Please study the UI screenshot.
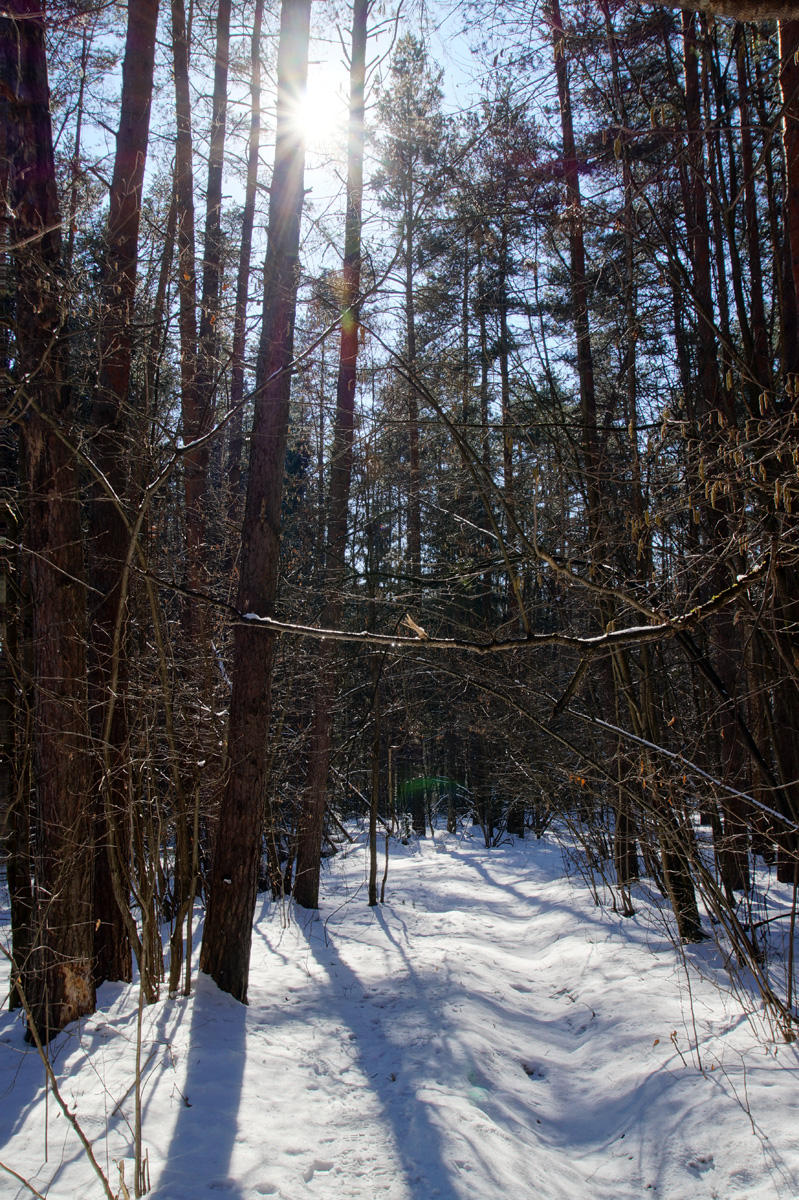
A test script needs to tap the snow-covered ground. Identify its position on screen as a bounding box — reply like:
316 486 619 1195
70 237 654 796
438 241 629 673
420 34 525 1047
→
2 829 799 1200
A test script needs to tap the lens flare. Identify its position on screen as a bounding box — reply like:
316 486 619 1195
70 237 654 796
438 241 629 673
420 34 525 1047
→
292 64 347 154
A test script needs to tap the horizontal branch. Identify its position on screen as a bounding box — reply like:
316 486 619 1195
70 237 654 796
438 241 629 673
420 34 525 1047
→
237 609 672 653
138 557 767 658
235 561 766 653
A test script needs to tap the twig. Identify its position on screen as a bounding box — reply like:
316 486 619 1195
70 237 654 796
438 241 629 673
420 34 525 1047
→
0 1161 48 1200
0 947 116 1200
326 805 357 844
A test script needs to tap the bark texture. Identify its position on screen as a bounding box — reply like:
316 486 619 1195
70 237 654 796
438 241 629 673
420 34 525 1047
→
548 0 601 544
200 0 311 1001
188 0 232 606
226 0 264 516
3 0 95 1035
658 1 799 18
293 0 368 910
89 0 160 987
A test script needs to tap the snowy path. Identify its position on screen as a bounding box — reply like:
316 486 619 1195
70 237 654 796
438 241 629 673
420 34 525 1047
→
2 831 799 1200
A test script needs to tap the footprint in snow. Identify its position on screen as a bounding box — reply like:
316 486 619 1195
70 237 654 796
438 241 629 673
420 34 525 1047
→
302 1159 335 1182
565 1011 596 1036
687 1154 714 1174
255 1185 280 1197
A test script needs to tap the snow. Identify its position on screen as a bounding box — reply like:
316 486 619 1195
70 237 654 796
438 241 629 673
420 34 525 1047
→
2 829 799 1200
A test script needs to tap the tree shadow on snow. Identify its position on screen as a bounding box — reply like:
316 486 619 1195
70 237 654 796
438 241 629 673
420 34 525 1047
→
153 972 247 1200
285 899 540 1200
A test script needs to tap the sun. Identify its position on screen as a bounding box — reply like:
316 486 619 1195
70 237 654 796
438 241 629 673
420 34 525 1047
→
293 62 348 155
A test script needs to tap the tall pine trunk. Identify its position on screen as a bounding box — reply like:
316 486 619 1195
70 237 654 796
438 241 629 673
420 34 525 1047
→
404 179 422 598
171 0 199 571
89 0 160 988
736 31 770 393
188 0 232 616
4 0 95 1036
294 0 369 910
781 19 799 342
226 0 264 521
200 0 311 1000
548 0 600 548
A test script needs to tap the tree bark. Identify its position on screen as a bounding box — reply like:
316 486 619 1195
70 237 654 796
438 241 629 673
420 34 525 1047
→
64 24 90 272
655 0 799 20
171 0 200 610
89 0 160 988
736 31 770 392
145 182 178 419
189 0 232 608
3 0 95 1036
683 12 751 893
781 21 799 364
226 0 264 522
404 175 422 597
499 214 514 519
0 496 34 1009
548 0 601 549
368 658 381 905
293 0 369 910
200 0 311 1000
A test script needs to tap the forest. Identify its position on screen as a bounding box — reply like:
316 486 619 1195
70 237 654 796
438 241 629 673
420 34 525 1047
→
3 0 799 1193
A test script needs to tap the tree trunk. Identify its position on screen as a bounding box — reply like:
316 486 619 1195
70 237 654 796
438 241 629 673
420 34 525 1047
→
548 0 601 547
781 19 799 357
168 0 201 919
3 0 95 1036
752 35 797 375
171 0 200 613
684 13 752 894
200 0 311 1001
368 657 381 906
64 24 90 272
499 215 514 519
404 182 422 597
226 0 264 522
89 0 160 989
0 496 34 1009
736 31 770 392
293 0 368 909
145 182 178 420
476 239 493 626
189 0 232 608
